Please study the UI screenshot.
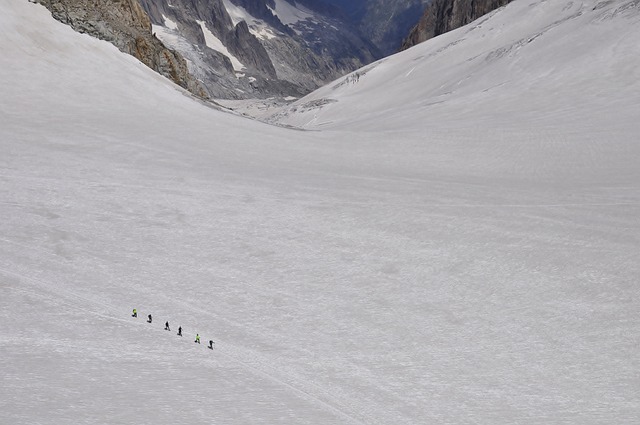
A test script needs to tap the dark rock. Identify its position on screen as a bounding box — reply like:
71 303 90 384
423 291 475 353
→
137 0 380 99
400 0 513 51
225 20 277 79
322 0 432 56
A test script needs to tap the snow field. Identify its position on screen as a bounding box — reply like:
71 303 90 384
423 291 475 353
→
1 0 639 424
269 0 317 26
271 0 640 136
162 14 178 30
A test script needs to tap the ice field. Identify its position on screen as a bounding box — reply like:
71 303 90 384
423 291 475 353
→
1 0 639 423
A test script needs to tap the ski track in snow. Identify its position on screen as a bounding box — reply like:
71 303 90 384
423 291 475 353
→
0 266 373 424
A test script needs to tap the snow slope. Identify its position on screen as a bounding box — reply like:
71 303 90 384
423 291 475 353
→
222 0 278 40
271 0 640 136
269 0 318 26
1 0 639 424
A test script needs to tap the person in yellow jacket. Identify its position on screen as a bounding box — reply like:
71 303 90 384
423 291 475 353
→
132 308 137 318
195 334 201 344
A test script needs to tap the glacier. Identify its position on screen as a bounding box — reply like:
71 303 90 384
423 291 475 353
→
1 0 639 423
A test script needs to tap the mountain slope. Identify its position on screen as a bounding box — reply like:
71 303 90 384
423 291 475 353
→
1 0 640 424
400 0 514 50
359 0 432 54
35 0 206 97
270 0 640 138
137 0 379 98
322 0 432 55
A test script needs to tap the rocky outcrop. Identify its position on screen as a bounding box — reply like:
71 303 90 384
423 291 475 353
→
360 0 431 56
138 0 285 98
137 0 380 99
34 0 406 100
321 0 431 56
400 0 513 50
36 0 206 98
226 20 277 78
227 0 380 90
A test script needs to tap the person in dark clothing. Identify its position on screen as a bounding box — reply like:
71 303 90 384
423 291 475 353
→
177 326 182 336
165 321 170 331
147 314 152 323
208 340 214 350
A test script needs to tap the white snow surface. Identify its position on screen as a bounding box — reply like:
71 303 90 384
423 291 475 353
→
223 0 278 40
270 0 317 25
272 0 640 136
223 0 250 26
216 97 297 120
152 24 186 52
162 14 178 30
196 19 245 71
1 0 640 424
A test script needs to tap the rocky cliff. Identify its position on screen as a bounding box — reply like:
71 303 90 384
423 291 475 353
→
321 0 431 56
36 0 206 98
360 0 432 55
400 0 513 50
137 0 380 99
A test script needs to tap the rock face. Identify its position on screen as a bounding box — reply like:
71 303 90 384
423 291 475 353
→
321 0 432 56
36 0 206 98
359 0 432 56
36 0 484 99
400 0 513 50
138 0 380 99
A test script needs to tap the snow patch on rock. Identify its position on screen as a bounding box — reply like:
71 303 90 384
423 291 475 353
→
196 20 245 72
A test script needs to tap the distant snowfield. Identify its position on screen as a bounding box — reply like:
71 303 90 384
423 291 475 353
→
161 13 178 31
1 0 639 424
223 0 253 26
269 0 317 25
222 0 278 40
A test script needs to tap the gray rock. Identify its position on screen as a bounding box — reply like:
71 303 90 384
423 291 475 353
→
359 0 432 56
321 0 432 56
138 0 380 99
224 20 277 79
36 0 207 98
400 0 514 51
